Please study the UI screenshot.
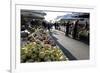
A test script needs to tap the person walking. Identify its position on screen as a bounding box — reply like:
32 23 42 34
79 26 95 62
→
54 23 57 29
47 22 51 31
65 21 70 36
42 21 47 29
72 20 79 39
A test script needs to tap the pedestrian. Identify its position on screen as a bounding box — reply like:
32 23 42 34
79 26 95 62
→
72 20 79 39
65 21 70 36
54 23 57 29
42 21 47 29
47 22 51 31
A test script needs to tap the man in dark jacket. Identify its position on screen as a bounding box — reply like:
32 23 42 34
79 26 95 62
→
65 21 70 36
72 20 79 39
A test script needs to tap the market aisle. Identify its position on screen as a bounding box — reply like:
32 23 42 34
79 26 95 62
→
50 28 89 60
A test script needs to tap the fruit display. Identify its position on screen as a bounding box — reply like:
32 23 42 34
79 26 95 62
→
21 27 68 63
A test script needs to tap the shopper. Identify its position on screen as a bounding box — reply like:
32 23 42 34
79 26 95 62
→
47 22 51 31
65 21 70 36
42 21 47 29
72 20 79 39
54 23 57 29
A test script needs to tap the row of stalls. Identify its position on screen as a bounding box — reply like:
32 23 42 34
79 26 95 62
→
54 12 90 44
21 10 68 63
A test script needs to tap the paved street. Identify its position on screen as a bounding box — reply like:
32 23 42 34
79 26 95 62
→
50 28 89 60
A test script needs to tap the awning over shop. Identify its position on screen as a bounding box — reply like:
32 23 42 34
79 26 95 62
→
21 10 46 19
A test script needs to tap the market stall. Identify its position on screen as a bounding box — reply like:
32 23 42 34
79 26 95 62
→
21 25 68 63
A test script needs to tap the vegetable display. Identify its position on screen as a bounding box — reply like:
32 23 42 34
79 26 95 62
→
21 27 68 63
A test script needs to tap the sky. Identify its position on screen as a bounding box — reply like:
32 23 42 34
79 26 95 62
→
44 12 69 22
